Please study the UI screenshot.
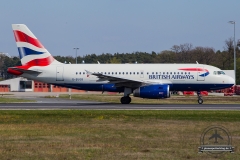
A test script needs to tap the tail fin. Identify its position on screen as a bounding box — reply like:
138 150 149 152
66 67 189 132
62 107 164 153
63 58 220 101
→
12 24 61 66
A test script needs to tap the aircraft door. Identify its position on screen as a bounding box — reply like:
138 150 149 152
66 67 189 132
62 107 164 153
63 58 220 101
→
56 66 64 81
197 67 205 81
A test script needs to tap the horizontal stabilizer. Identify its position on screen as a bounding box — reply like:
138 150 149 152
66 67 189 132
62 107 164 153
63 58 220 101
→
8 67 42 75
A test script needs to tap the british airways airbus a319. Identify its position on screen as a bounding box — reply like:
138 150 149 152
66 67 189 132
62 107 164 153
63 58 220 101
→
8 24 235 104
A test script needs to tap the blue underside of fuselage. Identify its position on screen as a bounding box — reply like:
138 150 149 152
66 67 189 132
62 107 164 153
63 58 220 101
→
52 83 234 92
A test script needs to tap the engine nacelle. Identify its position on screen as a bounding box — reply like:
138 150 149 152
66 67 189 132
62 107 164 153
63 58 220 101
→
133 84 170 99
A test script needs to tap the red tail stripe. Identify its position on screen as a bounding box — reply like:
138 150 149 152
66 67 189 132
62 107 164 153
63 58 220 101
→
13 30 45 49
18 56 54 70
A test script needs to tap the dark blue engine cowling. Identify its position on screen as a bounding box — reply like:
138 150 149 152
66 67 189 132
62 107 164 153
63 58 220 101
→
133 84 170 99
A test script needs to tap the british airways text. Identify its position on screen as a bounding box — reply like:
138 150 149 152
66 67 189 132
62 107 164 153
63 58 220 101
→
149 74 194 80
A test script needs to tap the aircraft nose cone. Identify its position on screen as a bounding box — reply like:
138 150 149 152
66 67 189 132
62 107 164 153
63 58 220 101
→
228 77 235 85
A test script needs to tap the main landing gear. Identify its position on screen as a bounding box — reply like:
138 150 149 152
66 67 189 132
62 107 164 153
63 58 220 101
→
197 91 203 104
120 87 132 104
120 96 131 104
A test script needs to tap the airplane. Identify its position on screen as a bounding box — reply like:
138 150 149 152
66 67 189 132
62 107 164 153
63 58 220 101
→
209 129 223 143
8 24 235 104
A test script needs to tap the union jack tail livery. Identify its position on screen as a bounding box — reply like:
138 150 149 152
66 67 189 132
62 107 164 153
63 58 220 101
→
12 24 61 66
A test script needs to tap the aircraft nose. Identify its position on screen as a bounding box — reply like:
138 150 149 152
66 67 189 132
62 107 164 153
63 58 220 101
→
228 77 235 85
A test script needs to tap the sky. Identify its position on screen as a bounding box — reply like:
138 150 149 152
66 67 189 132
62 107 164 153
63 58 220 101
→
0 0 240 57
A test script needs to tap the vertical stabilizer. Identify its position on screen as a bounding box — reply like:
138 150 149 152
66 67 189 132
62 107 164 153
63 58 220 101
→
12 24 61 66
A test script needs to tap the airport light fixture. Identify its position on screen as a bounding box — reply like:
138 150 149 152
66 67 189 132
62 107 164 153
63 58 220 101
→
228 21 236 85
73 48 79 64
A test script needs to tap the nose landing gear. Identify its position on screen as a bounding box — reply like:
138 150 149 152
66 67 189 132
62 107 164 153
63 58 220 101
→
197 91 203 104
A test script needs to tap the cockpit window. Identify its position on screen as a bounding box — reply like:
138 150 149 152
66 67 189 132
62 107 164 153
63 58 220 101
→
218 71 225 75
214 71 225 75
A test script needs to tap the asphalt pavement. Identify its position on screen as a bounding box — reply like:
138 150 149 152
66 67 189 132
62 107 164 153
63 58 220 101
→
0 92 239 110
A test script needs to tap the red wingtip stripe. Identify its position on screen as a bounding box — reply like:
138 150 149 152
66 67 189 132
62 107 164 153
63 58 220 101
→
13 30 45 49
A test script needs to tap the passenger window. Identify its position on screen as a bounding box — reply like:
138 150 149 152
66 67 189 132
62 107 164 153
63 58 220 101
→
137 72 139 75
83 72 85 74
156 72 158 74
126 72 128 74
76 72 78 75
152 72 154 74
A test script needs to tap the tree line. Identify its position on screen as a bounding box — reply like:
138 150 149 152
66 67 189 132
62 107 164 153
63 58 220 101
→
1 38 240 84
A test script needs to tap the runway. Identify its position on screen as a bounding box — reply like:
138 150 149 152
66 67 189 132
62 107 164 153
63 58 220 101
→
0 102 240 110
1 94 240 110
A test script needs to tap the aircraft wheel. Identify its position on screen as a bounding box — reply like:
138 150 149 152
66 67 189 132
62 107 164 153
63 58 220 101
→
120 96 131 104
127 96 131 103
198 98 203 104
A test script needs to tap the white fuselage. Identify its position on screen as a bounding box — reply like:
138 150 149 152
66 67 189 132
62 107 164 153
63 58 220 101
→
21 63 234 92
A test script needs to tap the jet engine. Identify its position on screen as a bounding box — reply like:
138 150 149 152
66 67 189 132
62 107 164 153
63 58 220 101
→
133 84 170 99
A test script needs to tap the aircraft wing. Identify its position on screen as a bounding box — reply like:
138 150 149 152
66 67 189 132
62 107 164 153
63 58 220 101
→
216 134 223 140
85 70 143 88
209 135 215 140
209 134 223 140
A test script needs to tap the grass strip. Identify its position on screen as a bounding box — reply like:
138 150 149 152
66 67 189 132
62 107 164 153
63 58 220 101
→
0 97 35 103
0 110 240 123
0 110 239 160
